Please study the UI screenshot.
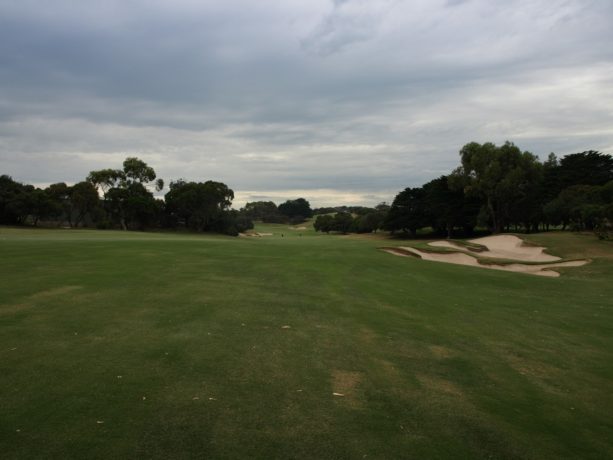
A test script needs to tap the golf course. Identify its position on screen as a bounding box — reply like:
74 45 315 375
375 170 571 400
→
1 224 612 459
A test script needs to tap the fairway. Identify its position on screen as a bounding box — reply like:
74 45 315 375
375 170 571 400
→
1 226 613 459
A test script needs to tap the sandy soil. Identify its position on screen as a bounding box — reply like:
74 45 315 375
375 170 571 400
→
388 235 589 277
429 235 559 262
398 247 587 277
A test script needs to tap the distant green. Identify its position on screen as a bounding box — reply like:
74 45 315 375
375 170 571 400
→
1 226 612 459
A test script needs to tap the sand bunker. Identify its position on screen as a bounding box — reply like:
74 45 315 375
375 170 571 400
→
384 234 589 277
239 232 273 237
430 235 559 262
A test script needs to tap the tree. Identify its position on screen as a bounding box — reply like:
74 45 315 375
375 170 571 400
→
242 201 284 223
122 157 156 184
545 183 612 231
355 212 383 233
164 180 236 233
0 175 25 224
278 198 313 223
87 169 124 198
557 151 613 189
313 214 334 233
383 187 427 236
28 188 55 226
332 212 354 234
210 210 254 236
88 157 162 230
423 176 467 238
45 183 72 226
453 141 542 233
70 181 100 227
122 183 160 230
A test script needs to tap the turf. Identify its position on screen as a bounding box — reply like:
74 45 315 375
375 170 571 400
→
1 226 612 459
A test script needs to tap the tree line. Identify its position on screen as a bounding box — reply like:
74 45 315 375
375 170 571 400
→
2 143 612 238
0 157 315 235
313 204 390 234
383 142 613 238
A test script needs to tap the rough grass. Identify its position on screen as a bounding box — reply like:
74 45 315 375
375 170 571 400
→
1 226 612 459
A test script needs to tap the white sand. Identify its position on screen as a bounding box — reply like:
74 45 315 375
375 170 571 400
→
429 235 559 262
394 235 589 277
469 235 560 262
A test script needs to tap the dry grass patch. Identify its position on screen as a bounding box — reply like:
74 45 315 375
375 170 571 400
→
28 285 83 300
332 370 363 406
1 285 83 316
359 327 378 345
416 374 464 398
429 345 454 359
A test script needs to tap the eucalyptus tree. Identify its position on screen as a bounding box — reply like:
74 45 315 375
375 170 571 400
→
452 141 542 233
88 157 163 230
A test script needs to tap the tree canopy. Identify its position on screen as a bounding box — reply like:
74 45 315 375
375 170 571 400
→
278 198 313 223
383 144 612 237
165 180 235 232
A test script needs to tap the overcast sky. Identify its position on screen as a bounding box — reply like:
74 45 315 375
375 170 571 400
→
1 0 612 207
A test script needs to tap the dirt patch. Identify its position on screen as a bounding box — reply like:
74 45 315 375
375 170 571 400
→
332 370 363 406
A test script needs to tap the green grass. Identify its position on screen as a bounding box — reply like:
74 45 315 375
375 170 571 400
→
1 226 612 459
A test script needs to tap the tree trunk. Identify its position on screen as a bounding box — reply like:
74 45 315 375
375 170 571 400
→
487 197 501 233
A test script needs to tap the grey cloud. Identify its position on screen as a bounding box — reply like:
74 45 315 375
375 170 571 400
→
0 1 612 207
300 0 398 56
446 0 470 6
